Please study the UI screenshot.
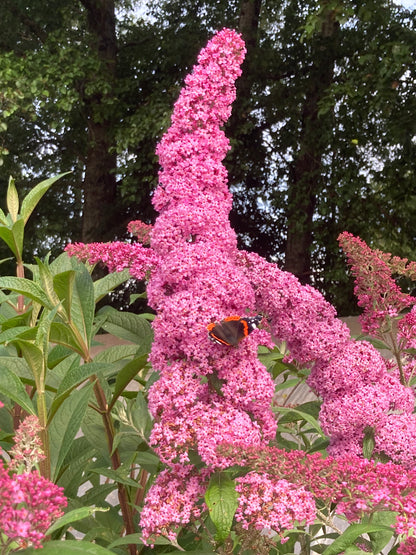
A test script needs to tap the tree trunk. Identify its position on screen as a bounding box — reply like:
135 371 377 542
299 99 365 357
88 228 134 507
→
227 0 262 139
80 0 118 243
284 13 339 284
226 0 267 251
238 0 262 91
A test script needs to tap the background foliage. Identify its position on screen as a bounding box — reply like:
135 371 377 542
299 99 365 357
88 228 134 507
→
1 0 416 313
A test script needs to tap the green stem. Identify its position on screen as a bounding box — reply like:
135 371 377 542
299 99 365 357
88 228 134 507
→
316 509 344 535
91 378 137 555
37 386 51 480
387 330 406 385
299 529 309 555
69 324 137 554
16 257 25 314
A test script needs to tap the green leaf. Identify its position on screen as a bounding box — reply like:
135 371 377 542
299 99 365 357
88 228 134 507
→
205 472 238 542
93 344 140 364
19 539 115 554
36 303 59 353
275 406 326 437
275 378 302 391
0 223 23 259
89 466 139 487
93 268 130 303
70 262 95 348
355 335 391 351
12 339 45 385
367 512 396 553
78 483 118 506
129 390 152 437
49 382 94 481
81 407 110 462
0 325 30 344
322 523 394 555
0 207 8 225
110 354 148 409
47 506 109 535
36 257 62 310
11 217 24 259
0 365 35 414
0 276 52 307
49 322 85 355
108 534 147 548
133 451 160 473
20 172 71 224
53 269 75 317
6 176 19 221
48 361 108 424
98 306 153 351
363 426 375 459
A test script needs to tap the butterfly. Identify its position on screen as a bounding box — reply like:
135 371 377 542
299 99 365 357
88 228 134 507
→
207 315 262 347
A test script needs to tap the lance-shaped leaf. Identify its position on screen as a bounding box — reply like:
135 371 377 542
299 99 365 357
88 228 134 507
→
20 172 71 225
0 326 31 344
48 361 112 424
47 507 109 536
109 354 149 410
36 257 65 317
49 322 87 357
0 207 8 225
97 305 153 351
0 364 35 414
53 269 75 318
93 268 130 303
322 523 395 555
0 218 24 260
0 276 52 308
6 176 19 222
49 381 94 481
12 339 45 387
19 539 115 554
205 472 238 542
11 217 24 259
70 262 95 348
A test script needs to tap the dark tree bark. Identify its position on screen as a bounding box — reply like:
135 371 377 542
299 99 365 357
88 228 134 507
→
227 0 262 140
284 12 339 284
80 0 118 243
226 0 272 254
237 0 262 87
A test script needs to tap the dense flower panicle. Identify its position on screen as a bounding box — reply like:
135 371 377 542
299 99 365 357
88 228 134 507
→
236 250 351 366
140 465 209 545
9 416 45 472
397 307 416 384
220 444 416 540
0 463 66 549
307 340 387 398
397 537 416 555
233 245 416 466
338 232 416 336
127 220 153 245
319 375 414 441
235 473 316 541
65 240 159 280
140 28 281 542
375 414 416 469
146 31 275 457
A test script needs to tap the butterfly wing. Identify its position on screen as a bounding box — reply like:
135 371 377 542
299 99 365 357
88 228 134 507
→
207 317 247 346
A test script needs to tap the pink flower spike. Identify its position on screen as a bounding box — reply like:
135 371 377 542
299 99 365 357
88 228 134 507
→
9 415 45 472
338 232 416 337
0 463 66 549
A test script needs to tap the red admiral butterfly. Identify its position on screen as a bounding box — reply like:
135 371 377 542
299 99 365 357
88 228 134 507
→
207 315 262 347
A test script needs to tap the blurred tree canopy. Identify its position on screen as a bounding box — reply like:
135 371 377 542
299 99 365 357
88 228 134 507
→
0 0 415 314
